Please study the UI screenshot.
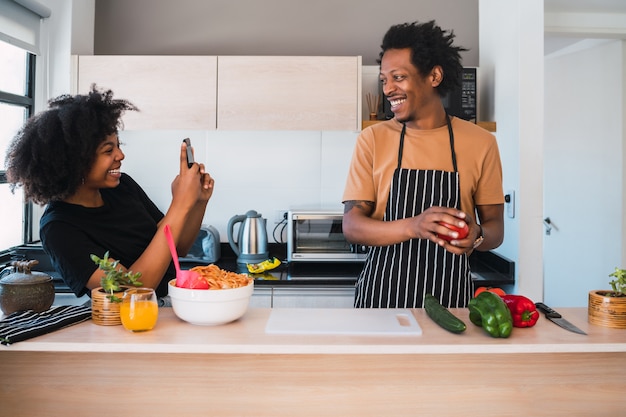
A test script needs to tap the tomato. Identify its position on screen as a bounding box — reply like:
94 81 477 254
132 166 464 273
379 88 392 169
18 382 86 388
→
437 221 469 241
474 286 507 297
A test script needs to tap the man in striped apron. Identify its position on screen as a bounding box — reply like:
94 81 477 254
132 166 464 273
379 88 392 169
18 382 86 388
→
342 21 505 308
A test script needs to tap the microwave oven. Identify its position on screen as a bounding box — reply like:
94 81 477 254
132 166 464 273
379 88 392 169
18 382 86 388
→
287 209 368 263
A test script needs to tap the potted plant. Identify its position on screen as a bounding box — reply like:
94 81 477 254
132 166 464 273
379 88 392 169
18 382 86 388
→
588 267 626 329
90 251 142 326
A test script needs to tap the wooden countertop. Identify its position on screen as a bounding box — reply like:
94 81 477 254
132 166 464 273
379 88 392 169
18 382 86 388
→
3 307 626 416
3 307 625 355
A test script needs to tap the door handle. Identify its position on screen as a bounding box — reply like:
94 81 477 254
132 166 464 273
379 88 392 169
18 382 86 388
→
543 217 557 235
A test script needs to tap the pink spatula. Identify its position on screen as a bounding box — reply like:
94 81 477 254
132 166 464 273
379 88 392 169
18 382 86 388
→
164 224 208 289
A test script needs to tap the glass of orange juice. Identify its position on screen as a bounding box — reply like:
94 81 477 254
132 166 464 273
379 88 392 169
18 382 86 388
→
120 288 158 332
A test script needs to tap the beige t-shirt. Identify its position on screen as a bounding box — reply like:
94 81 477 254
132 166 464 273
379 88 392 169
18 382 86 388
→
342 117 504 222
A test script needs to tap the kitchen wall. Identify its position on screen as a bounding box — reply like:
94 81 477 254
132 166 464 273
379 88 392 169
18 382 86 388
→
478 1 543 301
92 0 480 67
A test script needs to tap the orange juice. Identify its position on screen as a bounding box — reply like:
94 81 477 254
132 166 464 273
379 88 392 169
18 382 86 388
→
120 299 158 332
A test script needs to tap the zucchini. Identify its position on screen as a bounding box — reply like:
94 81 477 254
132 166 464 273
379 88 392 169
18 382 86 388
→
424 294 467 333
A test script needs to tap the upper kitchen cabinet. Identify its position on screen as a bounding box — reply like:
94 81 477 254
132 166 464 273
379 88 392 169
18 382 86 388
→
217 56 362 131
74 56 218 130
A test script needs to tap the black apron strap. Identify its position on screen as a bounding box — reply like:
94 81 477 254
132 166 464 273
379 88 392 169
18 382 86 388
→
397 123 406 169
398 117 457 172
445 114 458 173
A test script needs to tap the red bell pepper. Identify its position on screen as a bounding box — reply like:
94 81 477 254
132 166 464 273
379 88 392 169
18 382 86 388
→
500 294 539 328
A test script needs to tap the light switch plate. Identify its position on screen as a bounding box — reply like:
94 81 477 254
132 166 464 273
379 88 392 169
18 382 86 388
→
505 190 515 218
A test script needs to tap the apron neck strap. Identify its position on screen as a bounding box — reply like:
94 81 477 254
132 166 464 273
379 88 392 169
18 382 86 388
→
446 114 458 172
397 123 407 169
397 114 458 172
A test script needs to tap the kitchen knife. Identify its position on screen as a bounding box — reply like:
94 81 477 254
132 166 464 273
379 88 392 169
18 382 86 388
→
535 302 587 335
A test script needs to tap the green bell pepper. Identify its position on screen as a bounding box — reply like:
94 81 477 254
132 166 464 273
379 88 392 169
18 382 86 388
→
468 291 513 338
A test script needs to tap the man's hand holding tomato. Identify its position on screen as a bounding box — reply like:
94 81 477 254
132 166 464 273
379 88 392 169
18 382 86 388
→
408 206 481 255
437 221 469 242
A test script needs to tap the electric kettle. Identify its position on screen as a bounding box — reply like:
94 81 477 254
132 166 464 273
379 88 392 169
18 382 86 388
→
227 210 269 265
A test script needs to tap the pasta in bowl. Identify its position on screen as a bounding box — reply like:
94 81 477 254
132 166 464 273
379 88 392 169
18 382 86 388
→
168 266 254 326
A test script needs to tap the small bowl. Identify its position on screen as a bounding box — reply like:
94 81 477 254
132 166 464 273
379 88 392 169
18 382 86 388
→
167 279 254 326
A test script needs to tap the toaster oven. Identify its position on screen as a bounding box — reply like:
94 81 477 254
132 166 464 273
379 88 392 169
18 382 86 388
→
287 209 368 262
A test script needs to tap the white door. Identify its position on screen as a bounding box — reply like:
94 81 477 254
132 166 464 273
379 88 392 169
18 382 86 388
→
543 40 623 307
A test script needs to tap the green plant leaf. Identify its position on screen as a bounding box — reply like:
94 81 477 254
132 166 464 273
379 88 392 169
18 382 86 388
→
91 251 143 302
608 267 626 296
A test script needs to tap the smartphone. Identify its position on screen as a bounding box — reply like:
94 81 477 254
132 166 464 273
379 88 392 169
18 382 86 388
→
183 138 194 168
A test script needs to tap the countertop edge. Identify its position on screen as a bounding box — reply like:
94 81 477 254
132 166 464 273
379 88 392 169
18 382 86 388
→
2 308 625 355
4 342 623 355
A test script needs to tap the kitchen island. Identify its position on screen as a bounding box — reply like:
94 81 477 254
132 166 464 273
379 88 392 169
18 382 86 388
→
1 307 624 417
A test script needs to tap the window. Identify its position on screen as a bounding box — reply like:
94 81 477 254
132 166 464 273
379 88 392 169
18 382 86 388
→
0 39 35 252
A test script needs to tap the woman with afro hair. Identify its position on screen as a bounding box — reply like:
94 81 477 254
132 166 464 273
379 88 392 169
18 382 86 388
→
4 85 214 298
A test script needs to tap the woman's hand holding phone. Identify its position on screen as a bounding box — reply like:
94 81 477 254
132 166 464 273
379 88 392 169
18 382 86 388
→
183 138 194 168
176 138 214 204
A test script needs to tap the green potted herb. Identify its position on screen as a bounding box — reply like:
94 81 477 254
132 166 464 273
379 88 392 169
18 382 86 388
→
588 267 626 329
607 268 626 297
90 251 142 326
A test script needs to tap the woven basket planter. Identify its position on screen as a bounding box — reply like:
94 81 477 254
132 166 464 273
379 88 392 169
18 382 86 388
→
91 287 128 326
588 290 626 329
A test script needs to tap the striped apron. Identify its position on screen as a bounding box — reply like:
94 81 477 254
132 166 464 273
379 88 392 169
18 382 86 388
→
354 115 472 308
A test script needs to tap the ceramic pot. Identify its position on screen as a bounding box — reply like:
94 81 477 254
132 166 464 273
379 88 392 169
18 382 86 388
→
0 261 55 315
588 290 626 329
91 287 128 326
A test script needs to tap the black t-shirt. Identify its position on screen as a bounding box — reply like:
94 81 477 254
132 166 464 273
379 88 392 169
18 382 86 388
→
40 174 174 297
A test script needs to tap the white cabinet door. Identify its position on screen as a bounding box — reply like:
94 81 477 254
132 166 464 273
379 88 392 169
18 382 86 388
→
217 56 362 131
272 287 355 308
75 56 217 130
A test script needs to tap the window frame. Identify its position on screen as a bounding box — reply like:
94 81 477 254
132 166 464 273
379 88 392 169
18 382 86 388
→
0 49 36 252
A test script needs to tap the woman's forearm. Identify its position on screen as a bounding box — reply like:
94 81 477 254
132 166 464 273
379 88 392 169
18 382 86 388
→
177 201 209 255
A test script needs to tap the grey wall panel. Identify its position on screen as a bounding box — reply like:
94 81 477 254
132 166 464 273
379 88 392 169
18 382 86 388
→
93 0 479 66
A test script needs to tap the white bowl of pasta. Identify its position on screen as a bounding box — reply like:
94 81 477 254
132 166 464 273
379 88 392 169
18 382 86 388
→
167 265 254 326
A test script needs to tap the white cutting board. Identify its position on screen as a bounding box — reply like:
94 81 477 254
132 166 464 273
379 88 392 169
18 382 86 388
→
265 308 422 336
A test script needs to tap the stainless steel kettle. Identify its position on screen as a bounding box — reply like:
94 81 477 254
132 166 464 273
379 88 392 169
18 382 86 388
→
227 210 269 265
